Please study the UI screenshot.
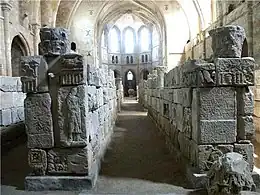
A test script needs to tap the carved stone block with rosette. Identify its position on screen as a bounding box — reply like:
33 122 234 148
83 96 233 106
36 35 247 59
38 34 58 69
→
28 149 47 175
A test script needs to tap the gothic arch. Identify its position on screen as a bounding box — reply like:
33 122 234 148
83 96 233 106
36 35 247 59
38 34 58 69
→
138 25 152 52
108 25 121 53
122 26 136 54
11 35 30 77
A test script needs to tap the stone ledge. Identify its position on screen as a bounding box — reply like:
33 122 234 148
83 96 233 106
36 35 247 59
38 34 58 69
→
25 175 95 191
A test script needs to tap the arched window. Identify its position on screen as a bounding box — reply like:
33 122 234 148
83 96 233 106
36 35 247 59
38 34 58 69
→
109 27 120 53
127 71 133 80
130 56 133 64
71 42 76 51
126 56 130 64
124 28 135 53
140 27 150 51
115 56 118 64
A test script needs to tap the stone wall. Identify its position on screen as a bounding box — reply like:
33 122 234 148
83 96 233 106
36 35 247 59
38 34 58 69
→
87 64 119 165
0 76 25 126
184 2 260 142
139 26 256 186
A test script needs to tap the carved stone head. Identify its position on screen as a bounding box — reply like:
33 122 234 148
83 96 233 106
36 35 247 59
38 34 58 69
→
39 27 70 56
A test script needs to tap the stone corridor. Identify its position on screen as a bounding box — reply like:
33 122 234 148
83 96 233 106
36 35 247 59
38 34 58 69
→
1 99 210 195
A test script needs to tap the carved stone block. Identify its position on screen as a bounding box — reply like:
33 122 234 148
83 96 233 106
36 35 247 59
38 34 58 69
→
183 107 192 139
182 88 192 107
48 53 85 86
20 56 48 93
209 25 246 58
196 63 216 87
47 148 89 175
237 87 254 116
215 58 255 86
195 144 234 173
207 152 255 195
238 116 255 140
234 143 254 172
24 93 54 148
39 27 70 55
28 149 47 175
54 85 88 148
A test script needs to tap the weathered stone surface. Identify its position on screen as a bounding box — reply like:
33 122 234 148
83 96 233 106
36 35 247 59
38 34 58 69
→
234 143 254 172
11 107 24 123
0 109 12 126
28 149 47 176
47 147 89 175
54 85 88 148
238 116 255 140
0 76 19 92
193 87 237 120
25 175 94 191
207 152 255 195
20 56 48 93
195 144 234 173
39 27 70 55
209 25 246 58
215 58 255 86
48 53 85 86
182 88 192 107
194 120 236 144
192 87 237 144
176 104 183 131
88 86 97 111
183 107 192 138
24 93 54 148
237 87 254 115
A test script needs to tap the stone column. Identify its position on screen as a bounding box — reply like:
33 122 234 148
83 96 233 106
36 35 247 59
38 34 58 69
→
1 2 12 76
31 23 41 55
155 66 166 88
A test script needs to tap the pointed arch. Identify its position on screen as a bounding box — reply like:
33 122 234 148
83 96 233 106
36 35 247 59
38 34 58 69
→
138 25 151 52
123 26 136 54
108 25 121 53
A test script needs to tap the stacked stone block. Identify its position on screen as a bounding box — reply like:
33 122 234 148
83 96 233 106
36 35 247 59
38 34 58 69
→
139 26 256 177
23 27 119 191
0 76 25 125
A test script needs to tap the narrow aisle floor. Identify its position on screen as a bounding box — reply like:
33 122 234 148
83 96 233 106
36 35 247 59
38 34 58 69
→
1 99 203 195
100 99 188 186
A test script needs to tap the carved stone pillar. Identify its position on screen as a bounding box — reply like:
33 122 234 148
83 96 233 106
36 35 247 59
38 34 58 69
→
31 23 41 55
1 2 12 76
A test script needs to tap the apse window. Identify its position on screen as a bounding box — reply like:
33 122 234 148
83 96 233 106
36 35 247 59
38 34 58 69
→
125 28 135 53
109 27 120 53
140 27 150 51
127 71 133 80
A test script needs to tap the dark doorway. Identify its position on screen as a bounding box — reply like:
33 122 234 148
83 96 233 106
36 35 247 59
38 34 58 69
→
11 36 27 77
124 70 136 97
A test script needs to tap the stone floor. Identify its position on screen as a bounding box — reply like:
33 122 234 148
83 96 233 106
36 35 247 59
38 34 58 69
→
1 99 258 194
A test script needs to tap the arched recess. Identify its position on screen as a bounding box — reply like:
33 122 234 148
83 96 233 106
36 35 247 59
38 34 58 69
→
122 26 136 54
140 69 149 80
108 25 121 53
124 69 136 96
241 38 249 57
11 35 30 77
114 69 121 78
138 25 152 52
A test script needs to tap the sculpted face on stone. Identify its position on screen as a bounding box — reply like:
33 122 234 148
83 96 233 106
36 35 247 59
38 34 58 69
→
209 25 246 58
39 27 70 55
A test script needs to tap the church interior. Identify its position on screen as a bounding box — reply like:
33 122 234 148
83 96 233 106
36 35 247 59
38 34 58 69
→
1 0 260 194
